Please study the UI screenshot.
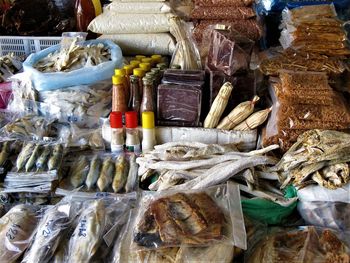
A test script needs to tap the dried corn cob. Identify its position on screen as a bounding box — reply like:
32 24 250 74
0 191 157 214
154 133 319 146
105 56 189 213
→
233 107 272 131
217 96 260 130
204 82 234 128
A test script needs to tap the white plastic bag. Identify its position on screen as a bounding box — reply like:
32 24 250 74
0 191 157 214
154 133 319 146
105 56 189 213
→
99 33 176 55
88 12 173 34
106 1 172 13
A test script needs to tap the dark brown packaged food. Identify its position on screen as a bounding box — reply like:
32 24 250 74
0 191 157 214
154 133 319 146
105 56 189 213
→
190 6 255 20
134 192 225 248
206 27 254 76
157 83 203 126
194 0 253 7
162 70 205 84
194 19 262 44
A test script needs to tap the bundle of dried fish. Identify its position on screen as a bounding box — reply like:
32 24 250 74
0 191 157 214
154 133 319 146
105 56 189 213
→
0 54 22 83
248 227 350 263
138 141 279 192
0 204 38 263
273 130 350 189
34 39 111 73
67 200 106 263
134 192 225 248
22 204 71 263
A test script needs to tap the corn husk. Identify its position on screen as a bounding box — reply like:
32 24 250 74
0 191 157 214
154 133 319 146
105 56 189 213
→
217 96 260 130
204 82 234 128
233 107 272 131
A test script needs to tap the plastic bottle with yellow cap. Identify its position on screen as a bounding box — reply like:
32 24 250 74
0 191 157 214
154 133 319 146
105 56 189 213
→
123 65 134 75
141 57 153 65
132 68 145 101
142 111 156 153
130 60 140 67
135 55 146 61
114 68 129 102
151 55 162 64
112 75 128 114
139 63 151 72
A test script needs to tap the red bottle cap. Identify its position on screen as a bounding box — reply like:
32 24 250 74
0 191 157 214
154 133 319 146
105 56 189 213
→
110 111 123 128
125 111 138 128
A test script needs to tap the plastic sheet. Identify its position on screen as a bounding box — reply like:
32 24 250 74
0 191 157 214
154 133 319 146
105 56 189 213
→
99 33 176 56
190 6 255 20
88 12 173 34
131 183 247 250
23 40 123 91
0 82 12 109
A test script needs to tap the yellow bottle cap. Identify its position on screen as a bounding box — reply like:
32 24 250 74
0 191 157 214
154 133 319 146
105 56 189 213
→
115 68 126 76
130 60 140 67
123 65 134 75
133 68 145 78
142 111 155 129
135 55 146 61
151 55 162 63
112 75 125 85
139 62 151 71
141 58 153 64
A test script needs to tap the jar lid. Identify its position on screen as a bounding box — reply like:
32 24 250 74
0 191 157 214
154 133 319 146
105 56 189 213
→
123 65 134 75
135 55 146 61
142 111 155 129
115 68 126 76
130 60 140 67
151 55 162 63
126 111 138 128
112 75 124 85
133 68 145 77
139 63 151 72
110 111 123 128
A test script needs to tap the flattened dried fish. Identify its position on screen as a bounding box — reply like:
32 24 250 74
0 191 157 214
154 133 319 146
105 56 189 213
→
112 155 128 193
0 141 11 166
48 145 63 171
16 143 35 171
25 144 42 172
69 156 89 188
36 145 51 171
0 205 38 263
125 154 139 193
22 206 70 263
85 155 102 190
67 200 106 263
97 157 114 192
154 141 207 151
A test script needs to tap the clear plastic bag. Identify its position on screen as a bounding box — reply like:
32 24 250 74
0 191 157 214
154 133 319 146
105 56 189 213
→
205 25 254 76
66 124 105 151
131 183 247 251
0 82 12 109
190 6 255 20
0 204 40 263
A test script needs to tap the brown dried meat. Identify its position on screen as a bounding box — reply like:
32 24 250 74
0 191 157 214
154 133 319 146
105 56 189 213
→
191 6 255 20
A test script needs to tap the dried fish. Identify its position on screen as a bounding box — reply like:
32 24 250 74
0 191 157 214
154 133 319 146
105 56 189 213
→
0 141 11 166
125 154 139 193
97 157 114 192
0 205 38 263
47 145 64 171
69 156 89 188
67 200 106 263
154 141 208 151
25 144 42 172
16 143 35 172
85 155 102 190
36 145 51 171
112 155 129 193
22 205 70 263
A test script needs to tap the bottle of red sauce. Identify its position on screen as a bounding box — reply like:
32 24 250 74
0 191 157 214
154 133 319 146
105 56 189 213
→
75 0 102 38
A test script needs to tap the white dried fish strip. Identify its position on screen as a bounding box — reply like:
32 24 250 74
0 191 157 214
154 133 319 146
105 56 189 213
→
238 184 297 207
154 141 207 150
255 171 280 180
182 143 238 159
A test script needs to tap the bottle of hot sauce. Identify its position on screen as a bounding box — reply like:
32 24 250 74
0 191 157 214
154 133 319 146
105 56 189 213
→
75 0 102 38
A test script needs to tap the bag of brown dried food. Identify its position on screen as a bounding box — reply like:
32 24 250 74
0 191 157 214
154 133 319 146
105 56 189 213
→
131 183 246 251
190 6 255 20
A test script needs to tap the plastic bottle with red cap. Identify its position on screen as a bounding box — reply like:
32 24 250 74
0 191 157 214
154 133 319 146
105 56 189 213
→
110 111 124 154
125 111 141 154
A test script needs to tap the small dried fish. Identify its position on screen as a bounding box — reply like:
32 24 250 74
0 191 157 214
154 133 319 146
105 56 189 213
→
16 142 35 171
48 145 64 171
125 154 139 193
85 155 102 190
36 145 51 171
154 141 207 151
0 141 11 166
69 156 89 188
22 206 70 263
67 200 106 263
0 205 38 263
97 157 114 192
112 155 128 193
25 144 42 172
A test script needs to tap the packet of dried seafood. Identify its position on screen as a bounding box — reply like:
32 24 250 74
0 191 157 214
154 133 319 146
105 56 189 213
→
131 182 247 251
194 0 253 6
246 226 350 263
190 6 255 20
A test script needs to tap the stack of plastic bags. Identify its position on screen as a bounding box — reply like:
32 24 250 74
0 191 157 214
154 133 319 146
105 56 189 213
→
89 0 177 56
190 0 262 45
